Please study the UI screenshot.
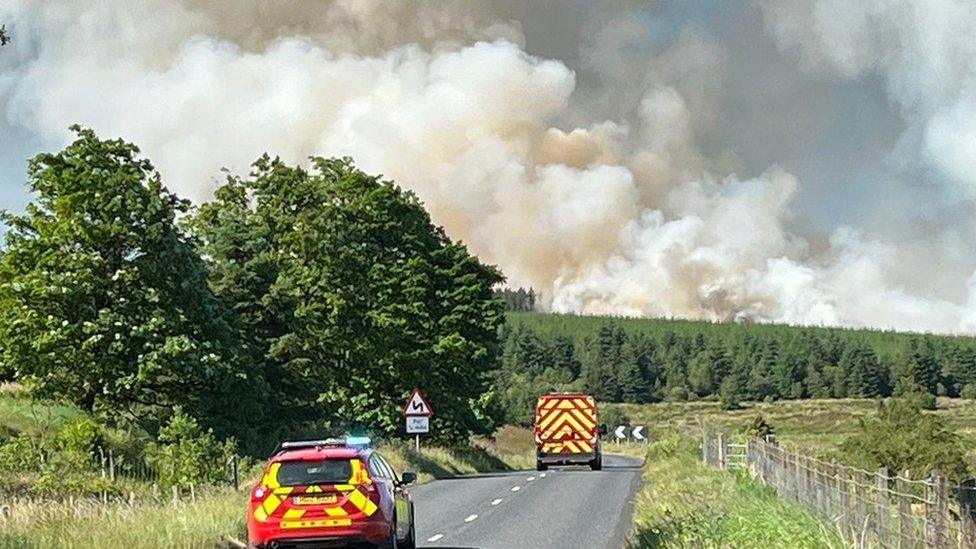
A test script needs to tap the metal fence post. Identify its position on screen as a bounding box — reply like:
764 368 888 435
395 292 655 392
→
232 455 239 491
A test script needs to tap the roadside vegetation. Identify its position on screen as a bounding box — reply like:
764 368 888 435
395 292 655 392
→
0 386 534 548
628 434 844 548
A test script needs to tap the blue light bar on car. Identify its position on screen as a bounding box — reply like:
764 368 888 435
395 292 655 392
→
345 436 372 448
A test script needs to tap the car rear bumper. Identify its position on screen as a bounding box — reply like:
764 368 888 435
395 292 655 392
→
249 519 389 547
537 451 598 465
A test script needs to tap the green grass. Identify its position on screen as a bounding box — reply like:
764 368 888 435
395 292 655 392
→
0 384 86 439
610 397 976 470
0 424 534 548
629 435 845 548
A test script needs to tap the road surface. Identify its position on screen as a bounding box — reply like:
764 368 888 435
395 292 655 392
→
410 454 644 549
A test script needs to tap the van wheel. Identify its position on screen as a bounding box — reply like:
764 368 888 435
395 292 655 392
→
536 460 548 471
589 456 602 471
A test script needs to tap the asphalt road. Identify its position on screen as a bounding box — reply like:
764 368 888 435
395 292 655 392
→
410 454 644 549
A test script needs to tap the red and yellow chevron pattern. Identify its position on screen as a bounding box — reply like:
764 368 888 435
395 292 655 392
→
252 459 378 528
535 395 597 454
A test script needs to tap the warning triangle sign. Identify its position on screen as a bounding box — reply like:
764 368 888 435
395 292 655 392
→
403 389 433 417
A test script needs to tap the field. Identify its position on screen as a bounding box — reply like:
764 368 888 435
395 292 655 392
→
608 397 976 469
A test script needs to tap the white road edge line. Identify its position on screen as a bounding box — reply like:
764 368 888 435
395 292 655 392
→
491 498 503 506
511 485 521 492
465 514 479 523
427 534 444 543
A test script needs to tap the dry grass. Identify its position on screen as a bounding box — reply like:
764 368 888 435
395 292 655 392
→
613 397 976 469
0 436 534 548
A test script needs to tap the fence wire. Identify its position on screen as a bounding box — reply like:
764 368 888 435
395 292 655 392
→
702 434 976 549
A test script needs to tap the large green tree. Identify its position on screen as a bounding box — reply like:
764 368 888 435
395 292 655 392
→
191 156 504 442
0 128 256 441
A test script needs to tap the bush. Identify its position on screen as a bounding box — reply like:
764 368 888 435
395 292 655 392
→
839 396 970 481
961 384 976 400
746 415 776 441
146 408 236 490
666 386 690 402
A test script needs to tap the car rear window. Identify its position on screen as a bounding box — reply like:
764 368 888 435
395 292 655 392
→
274 460 354 487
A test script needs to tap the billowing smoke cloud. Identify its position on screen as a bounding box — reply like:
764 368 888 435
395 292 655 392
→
2 0 975 333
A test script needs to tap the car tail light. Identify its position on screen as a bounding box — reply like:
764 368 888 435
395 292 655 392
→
251 485 267 501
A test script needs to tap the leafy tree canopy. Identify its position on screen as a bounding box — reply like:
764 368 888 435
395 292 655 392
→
191 156 505 443
0 127 255 442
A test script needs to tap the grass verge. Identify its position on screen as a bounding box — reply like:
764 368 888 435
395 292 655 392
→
628 435 845 549
0 431 535 548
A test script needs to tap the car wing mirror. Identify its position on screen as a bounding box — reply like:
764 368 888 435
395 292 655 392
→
598 424 608 436
400 471 417 485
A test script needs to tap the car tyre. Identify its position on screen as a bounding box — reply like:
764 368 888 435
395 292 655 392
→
589 455 602 471
401 506 417 549
536 460 548 471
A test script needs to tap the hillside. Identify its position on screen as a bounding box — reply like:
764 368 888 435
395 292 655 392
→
492 311 976 426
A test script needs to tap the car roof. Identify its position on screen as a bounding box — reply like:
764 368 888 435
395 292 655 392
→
272 446 369 462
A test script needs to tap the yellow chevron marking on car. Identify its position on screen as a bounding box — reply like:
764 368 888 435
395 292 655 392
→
281 519 352 529
325 506 349 517
283 508 307 519
347 488 378 516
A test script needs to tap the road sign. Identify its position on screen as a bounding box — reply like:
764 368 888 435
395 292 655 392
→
632 426 646 441
406 416 429 434
403 388 433 417
614 425 627 439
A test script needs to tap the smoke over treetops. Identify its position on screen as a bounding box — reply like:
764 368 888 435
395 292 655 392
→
2 0 975 333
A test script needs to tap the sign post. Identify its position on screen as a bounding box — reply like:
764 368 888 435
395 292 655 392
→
403 388 433 452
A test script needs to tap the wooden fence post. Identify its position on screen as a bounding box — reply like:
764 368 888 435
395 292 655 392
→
875 468 890 548
839 465 852 540
925 472 947 549
854 469 869 545
702 433 708 465
817 460 828 521
718 433 726 470
896 470 914 549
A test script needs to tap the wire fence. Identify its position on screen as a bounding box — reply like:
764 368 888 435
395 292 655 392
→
702 433 976 548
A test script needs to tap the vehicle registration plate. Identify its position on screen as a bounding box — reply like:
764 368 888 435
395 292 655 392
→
293 495 337 505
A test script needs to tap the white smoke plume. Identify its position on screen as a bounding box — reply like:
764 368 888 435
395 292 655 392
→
2 0 975 334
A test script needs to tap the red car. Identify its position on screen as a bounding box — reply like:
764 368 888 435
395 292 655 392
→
247 437 417 549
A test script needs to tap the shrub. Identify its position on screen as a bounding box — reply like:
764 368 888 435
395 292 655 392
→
146 408 236 490
746 415 776 441
961 384 976 400
839 396 969 481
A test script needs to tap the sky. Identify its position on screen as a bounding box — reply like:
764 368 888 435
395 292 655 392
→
1 0 976 334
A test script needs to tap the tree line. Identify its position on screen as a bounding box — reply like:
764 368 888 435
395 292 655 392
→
492 313 976 425
0 128 504 455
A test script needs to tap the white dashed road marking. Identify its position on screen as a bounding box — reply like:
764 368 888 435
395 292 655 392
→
527 476 535 481
491 498 503 506
511 485 521 492
539 472 547 478
427 534 444 543
465 514 479 523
